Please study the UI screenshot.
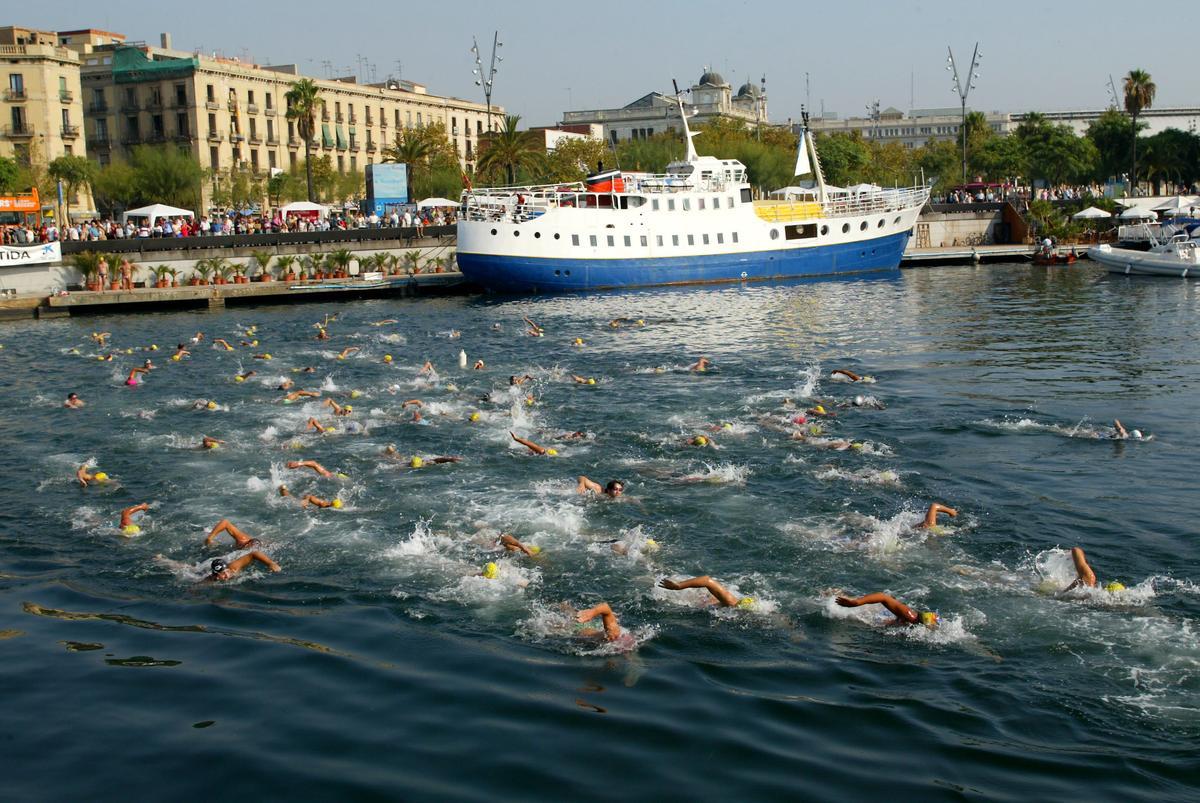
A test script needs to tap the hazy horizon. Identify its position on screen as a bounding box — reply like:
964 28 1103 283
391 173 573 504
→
18 0 1196 127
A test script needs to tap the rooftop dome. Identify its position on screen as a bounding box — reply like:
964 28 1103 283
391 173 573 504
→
736 81 761 98
697 69 727 87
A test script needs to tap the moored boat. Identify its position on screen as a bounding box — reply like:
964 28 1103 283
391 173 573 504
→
456 91 929 292
1089 235 1200 277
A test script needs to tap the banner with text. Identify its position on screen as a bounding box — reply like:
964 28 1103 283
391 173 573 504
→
0 241 61 268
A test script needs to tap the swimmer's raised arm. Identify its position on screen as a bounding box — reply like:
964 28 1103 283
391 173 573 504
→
305 418 327 433
301 495 332 509
689 356 710 372
287 459 332 478
836 592 918 625
120 503 149 527
285 390 320 401
212 551 280 580
204 519 259 548
76 464 94 487
401 399 423 408
576 602 622 641
213 338 234 350
916 502 957 529
323 398 345 414
1113 419 1128 439
1064 546 1099 591
659 575 739 607
510 431 548 455
337 347 359 358
419 361 435 374
371 319 399 326
831 369 862 381
430 456 462 464
576 475 603 494
500 533 535 556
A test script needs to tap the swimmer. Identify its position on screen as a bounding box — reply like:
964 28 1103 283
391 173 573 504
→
413 455 463 465
213 338 235 351
847 395 885 410
401 399 424 408
300 366 316 373
76 464 98 487
522 316 544 336
510 432 556 456
576 476 624 497
236 370 256 382
190 332 205 344
287 459 333 478
300 494 336 509
689 356 710 372
575 602 623 642
142 359 156 371
1112 419 1146 440
306 418 329 433
915 502 957 530
252 353 273 360
124 366 149 386
1061 546 1125 593
336 347 359 360
835 592 939 628
278 379 295 391
324 399 350 416
509 374 533 386
315 327 329 341
473 359 486 370
203 552 280 583
201 436 225 449
659 575 750 608
570 375 597 385
172 343 190 360
410 409 424 424
499 534 538 556
204 519 260 548
558 431 588 440
64 393 85 409
419 360 435 374
284 390 321 402
688 435 715 448
119 503 149 535
91 331 111 347
830 368 871 382
806 403 836 418
371 319 399 326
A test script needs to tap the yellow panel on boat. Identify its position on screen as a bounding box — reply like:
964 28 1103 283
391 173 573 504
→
753 201 823 222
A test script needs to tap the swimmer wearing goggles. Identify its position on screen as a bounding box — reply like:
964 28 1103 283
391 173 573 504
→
836 592 940 629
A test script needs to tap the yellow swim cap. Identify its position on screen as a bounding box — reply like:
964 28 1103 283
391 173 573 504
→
122 524 141 536
636 319 645 326
483 562 498 579
525 398 535 407
644 538 659 551
344 405 353 412
737 597 754 610
262 353 270 359
235 375 245 382
695 436 708 446
410 456 424 468
252 340 259 346
350 390 361 398
125 349 133 355
469 412 481 422
528 545 541 555
150 344 158 350
332 498 343 509
94 472 108 481
587 378 596 385
546 448 558 456
384 355 393 363
96 355 105 361
206 401 218 410
337 354 345 360
920 611 939 627
850 442 865 451
206 441 219 449
722 422 732 429
574 338 584 345
336 472 349 479
814 405 826 415
1104 581 1126 593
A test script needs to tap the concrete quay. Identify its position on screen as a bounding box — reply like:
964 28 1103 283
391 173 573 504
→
902 244 1036 265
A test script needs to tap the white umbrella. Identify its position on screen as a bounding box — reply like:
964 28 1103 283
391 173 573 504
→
1072 206 1112 220
1152 195 1200 213
280 201 328 215
1118 207 1156 220
417 197 460 209
122 203 195 227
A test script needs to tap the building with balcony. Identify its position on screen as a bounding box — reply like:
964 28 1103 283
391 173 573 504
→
562 68 768 144
0 26 92 214
76 32 499 207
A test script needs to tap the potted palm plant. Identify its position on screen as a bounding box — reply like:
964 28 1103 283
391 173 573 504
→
71 251 101 291
191 258 215 286
276 254 298 283
251 251 274 282
328 248 353 279
152 264 171 288
167 266 181 287
402 250 421 276
298 255 315 283
312 254 327 281
214 258 233 285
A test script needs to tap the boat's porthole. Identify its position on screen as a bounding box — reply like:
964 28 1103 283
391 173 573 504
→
490 228 497 235
860 221 868 231
554 270 561 276
842 223 850 233
820 225 829 236
513 230 520 237
877 219 885 228
893 216 901 224
534 232 541 239
871 249 877 255
564 270 571 276
553 233 560 240
770 229 780 240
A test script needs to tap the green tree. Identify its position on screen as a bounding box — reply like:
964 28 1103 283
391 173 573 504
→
208 163 264 210
615 131 681 173
973 134 1028 183
47 155 96 220
1086 109 1138 183
1123 69 1156 190
915 139 960 195
543 137 611 183
1141 128 1200 193
0 156 20 193
476 114 544 185
382 121 461 199
1025 124 1096 186
814 132 872 186
128 145 203 209
90 159 138 216
285 78 323 202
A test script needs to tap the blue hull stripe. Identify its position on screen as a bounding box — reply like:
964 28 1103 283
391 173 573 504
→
458 231 912 291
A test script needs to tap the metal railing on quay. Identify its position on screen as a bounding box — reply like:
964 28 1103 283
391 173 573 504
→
59 225 456 256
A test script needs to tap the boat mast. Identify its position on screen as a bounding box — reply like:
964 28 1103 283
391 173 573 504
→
672 79 700 162
800 106 827 203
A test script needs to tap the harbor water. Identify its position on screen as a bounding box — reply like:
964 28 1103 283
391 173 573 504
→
2 262 1197 800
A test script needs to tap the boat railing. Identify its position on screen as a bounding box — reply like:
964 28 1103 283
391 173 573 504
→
820 186 929 218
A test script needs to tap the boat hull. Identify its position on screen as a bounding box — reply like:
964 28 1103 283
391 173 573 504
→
458 230 912 292
1088 245 1200 277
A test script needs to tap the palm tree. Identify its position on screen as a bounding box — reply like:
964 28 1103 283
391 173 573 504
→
286 78 323 202
476 115 543 185
401 250 421 276
274 254 297 280
1123 69 1156 193
251 250 274 281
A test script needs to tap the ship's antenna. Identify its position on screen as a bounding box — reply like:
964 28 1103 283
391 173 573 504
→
672 78 700 162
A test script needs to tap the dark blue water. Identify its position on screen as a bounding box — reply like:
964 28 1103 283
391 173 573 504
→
2 263 1198 801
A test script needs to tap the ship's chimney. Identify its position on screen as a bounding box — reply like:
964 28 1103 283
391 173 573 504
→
160 32 172 49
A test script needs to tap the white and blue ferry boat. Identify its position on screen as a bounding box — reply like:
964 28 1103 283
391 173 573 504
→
457 94 929 292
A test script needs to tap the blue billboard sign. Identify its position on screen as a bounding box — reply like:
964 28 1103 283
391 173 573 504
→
366 163 409 217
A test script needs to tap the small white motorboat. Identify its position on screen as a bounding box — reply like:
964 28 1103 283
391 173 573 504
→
1089 234 1200 277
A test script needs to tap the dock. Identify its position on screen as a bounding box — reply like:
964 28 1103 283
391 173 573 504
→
902 244 1034 265
30 272 469 319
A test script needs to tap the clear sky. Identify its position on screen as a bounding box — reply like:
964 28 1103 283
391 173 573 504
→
23 0 1193 126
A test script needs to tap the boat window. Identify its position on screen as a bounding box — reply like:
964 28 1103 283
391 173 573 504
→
640 235 648 246
702 234 710 244
687 234 695 245
656 235 663 246
717 233 724 244
713 197 720 209
820 225 829 235
893 216 901 224
860 221 868 231
698 198 706 210
728 196 734 206
589 235 597 246
842 223 850 233
740 188 752 203
607 235 615 246
571 234 579 246
624 235 631 247
683 199 691 211
554 233 561 240
770 229 780 240
490 228 497 235
513 230 520 236
668 199 675 211
877 219 885 228
652 199 660 211
534 232 541 238
732 232 739 243
785 224 818 240
672 235 679 246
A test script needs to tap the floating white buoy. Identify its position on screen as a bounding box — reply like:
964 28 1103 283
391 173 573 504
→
458 349 467 368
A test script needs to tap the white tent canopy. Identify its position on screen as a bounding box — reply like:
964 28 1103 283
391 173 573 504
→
1072 206 1112 220
845 183 883 194
769 185 820 198
1152 195 1200 213
1118 207 1156 220
279 201 328 215
417 197 460 209
122 203 195 227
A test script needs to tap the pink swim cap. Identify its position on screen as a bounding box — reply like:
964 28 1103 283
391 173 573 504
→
792 415 807 425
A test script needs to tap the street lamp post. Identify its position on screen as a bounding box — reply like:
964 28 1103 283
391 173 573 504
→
946 42 982 186
471 32 502 132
